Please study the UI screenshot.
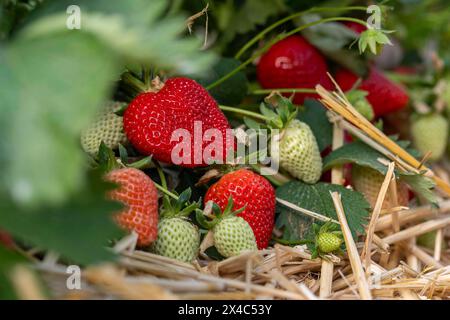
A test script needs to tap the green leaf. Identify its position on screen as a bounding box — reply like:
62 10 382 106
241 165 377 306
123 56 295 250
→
1 32 117 207
0 172 124 265
323 140 389 174
243 117 263 130
20 0 215 74
399 173 437 205
194 57 248 105
276 181 370 241
0 246 28 299
97 142 119 174
215 0 286 45
297 99 332 152
323 139 436 204
323 138 421 175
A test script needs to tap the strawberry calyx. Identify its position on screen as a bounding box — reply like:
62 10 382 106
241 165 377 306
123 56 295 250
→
160 187 200 220
121 70 165 98
196 196 246 230
357 28 394 55
154 161 201 220
259 94 298 132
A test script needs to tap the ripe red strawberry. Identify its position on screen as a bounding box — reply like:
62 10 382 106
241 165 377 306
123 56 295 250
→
335 67 409 117
342 21 367 34
257 35 333 104
106 168 158 246
204 169 276 249
123 77 232 167
0 230 14 248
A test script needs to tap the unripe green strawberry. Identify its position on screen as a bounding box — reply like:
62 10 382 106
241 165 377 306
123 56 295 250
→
346 90 374 121
411 113 448 161
152 217 200 263
351 165 409 210
213 216 257 258
417 231 447 250
81 101 127 156
275 119 322 184
354 99 374 121
317 232 343 253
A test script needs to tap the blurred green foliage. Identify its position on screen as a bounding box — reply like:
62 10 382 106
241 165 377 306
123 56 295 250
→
0 0 214 269
1 0 450 299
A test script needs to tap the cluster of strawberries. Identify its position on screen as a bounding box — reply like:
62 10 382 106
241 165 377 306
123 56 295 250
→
77 22 413 262
82 77 277 262
257 24 409 117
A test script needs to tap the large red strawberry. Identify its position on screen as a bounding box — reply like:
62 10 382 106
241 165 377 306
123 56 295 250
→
257 35 333 104
335 67 409 117
124 77 232 167
204 169 276 249
106 168 159 246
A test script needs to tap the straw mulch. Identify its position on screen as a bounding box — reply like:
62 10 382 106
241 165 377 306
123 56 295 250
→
28 85 450 300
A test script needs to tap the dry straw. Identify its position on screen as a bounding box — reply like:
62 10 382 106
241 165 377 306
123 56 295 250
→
30 84 450 300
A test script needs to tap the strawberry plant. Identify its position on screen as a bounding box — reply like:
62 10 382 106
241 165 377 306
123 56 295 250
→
1 0 450 301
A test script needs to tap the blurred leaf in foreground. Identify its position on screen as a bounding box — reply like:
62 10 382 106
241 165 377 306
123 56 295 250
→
0 171 124 265
0 0 215 207
0 245 27 299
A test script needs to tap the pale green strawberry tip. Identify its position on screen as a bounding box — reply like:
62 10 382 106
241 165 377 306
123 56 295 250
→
81 101 127 156
213 216 257 258
152 217 200 263
411 113 448 161
275 119 322 184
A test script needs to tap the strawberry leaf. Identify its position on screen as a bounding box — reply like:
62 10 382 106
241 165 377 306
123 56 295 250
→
297 99 332 152
323 139 437 204
399 173 436 205
323 140 389 174
276 181 370 241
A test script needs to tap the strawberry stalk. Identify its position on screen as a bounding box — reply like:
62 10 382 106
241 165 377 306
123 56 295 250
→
272 238 314 246
234 6 368 59
249 164 292 187
207 17 368 90
251 88 317 95
196 197 245 229
153 182 179 200
154 161 200 218
154 161 178 200
219 105 268 121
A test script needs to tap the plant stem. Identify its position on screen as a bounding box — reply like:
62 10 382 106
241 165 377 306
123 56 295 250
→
249 164 292 187
122 72 148 93
219 105 268 121
154 161 168 189
251 88 317 95
154 182 179 200
128 156 153 169
154 161 179 200
273 238 314 246
207 17 367 91
235 6 367 59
